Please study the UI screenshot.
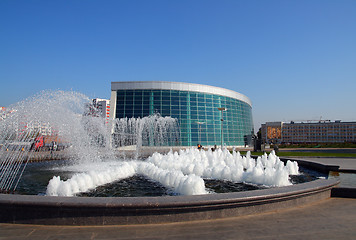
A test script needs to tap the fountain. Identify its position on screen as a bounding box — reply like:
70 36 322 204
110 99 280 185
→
0 90 338 225
1 90 300 196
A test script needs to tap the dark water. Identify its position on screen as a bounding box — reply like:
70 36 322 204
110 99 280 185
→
13 162 327 196
15 160 72 195
204 179 264 193
78 175 174 197
290 166 328 184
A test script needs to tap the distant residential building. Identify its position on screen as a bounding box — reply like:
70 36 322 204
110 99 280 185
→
19 120 54 137
0 107 5 120
90 98 110 124
0 107 9 121
261 120 356 144
2 107 57 137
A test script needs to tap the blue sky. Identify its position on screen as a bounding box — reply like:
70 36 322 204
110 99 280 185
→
1 0 355 131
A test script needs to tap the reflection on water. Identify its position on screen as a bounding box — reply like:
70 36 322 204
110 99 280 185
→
290 166 327 184
78 175 172 197
79 177 267 197
328 171 356 188
15 160 71 195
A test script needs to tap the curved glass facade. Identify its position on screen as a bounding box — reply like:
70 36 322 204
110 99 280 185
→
114 87 254 147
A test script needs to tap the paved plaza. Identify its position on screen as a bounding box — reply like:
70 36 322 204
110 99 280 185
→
1 157 355 240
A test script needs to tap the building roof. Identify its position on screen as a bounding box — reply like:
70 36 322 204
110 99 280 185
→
111 81 252 107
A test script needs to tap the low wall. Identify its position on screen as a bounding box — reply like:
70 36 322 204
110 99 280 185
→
331 187 356 198
0 179 338 226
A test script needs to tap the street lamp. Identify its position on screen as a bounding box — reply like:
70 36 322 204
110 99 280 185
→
196 121 205 145
218 107 227 149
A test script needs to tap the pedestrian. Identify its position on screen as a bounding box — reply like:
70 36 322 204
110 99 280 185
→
53 141 57 152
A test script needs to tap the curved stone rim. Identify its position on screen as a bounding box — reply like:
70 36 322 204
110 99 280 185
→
0 178 339 225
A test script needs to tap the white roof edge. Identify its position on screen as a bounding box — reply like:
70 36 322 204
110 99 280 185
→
111 81 252 107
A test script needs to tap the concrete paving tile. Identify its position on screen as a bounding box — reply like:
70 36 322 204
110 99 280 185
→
0 237 34 240
94 226 171 239
46 233 96 240
0 225 36 239
25 226 64 236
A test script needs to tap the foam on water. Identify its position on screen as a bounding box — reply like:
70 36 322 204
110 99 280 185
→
136 162 207 195
147 148 299 187
46 149 299 196
46 162 137 196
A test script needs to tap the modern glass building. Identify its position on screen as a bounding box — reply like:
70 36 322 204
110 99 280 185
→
110 81 254 147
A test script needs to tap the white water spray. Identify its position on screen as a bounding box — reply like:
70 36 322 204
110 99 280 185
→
0 90 92 192
112 114 180 151
46 149 299 196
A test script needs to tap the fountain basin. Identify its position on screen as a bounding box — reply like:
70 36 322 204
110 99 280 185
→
0 178 338 225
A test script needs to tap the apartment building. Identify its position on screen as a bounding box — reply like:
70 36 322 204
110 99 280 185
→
261 120 356 144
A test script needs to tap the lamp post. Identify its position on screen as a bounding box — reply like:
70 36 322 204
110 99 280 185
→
196 121 205 145
218 107 227 149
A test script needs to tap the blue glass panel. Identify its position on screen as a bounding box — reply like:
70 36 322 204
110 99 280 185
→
117 94 125 100
161 109 170 116
190 114 198 120
133 112 142 118
197 93 205 98
180 101 187 106
162 105 170 111
171 99 179 106
134 95 142 100
205 98 212 104
171 105 180 111
190 92 197 98
180 110 187 115
198 106 205 111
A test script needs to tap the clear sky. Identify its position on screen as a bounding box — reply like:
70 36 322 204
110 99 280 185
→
1 0 355 131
